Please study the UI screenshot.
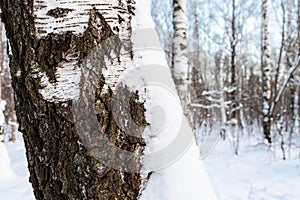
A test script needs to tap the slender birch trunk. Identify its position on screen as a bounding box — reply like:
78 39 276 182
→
172 0 189 113
230 0 237 121
0 22 3 142
261 0 272 144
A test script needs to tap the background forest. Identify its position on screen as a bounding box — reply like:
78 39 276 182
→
151 0 300 157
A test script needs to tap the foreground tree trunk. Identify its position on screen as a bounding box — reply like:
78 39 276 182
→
0 0 148 199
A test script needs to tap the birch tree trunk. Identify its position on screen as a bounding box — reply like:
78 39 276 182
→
298 0 300 99
0 22 17 142
298 0 300 82
172 0 189 113
287 0 297 145
0 23 3 100
292 0 300 139
261 0 272 144
0 22 4 141
229 0 237 121
0 0 148 199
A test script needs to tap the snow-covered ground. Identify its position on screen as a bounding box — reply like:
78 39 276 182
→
1 128 300 199
203 135 300 200
0 136 35 200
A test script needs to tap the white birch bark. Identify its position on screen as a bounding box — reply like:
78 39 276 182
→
261 0 272 143
172 0 189 112
34 0 134 102
293 87 299 134
215 16 229 139
219 67 227 138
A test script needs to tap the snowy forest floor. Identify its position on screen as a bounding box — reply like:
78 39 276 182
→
0 133 34 200
1 130 300 199
203 133 300 200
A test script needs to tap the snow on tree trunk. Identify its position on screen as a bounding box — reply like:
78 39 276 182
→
172 0 189 113
134 1 215 199
261 0 272 144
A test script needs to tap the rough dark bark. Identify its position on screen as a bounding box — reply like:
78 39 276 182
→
0 0 148 199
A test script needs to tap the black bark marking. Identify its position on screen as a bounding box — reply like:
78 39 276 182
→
47 7 73 18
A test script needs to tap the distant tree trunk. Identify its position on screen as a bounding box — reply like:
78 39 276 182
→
298 0 300 78
217 57 227 140
190 0 208 127
0 23 3 100
172 0 189 114
0 0 148 199
298 0 300 99
229 0 237 121
214 17 229 140
261 0 272 144
286 0 297 146
9 110 17 142
0 21 17 142
291 0 300 141
0 22 4 141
